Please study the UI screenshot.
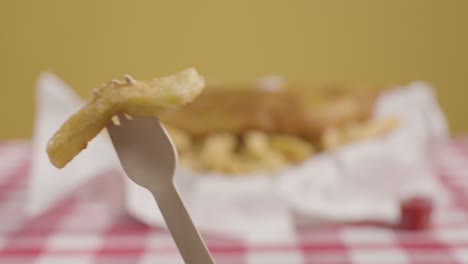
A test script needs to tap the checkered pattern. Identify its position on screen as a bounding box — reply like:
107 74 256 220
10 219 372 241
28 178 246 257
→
0 138 468 264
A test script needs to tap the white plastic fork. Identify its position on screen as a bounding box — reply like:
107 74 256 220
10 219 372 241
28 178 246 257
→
107 115 214 264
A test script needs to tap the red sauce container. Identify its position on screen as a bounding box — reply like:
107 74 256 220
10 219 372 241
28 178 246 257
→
399 197 433 231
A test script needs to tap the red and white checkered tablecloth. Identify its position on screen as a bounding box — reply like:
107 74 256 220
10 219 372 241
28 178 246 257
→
0 138 468 264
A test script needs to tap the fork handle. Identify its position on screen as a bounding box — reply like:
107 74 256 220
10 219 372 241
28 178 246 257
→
150 184 215 264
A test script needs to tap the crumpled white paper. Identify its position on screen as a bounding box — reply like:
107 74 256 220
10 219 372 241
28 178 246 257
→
27 73 449 243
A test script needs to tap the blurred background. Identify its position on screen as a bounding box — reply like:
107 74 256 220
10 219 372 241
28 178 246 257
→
1 0 467 139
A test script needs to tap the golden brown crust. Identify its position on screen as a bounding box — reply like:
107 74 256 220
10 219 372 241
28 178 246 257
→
47 68 205 168
160 85 380 141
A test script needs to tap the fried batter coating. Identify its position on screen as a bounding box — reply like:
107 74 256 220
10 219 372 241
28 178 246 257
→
159 85 382 173
47 68 205 168
160 86 378 141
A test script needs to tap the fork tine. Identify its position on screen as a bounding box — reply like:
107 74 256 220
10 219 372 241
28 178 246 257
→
106 115 131 143
110 115 120 126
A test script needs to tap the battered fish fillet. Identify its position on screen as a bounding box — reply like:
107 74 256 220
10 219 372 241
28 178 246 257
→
47 68 205 168
160 86 378 141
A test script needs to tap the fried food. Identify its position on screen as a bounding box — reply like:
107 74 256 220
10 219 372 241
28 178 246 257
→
160 86 378 141
169 115 399 174
321 116 400 151
159 85 399 174
269 134 315 162
168 129 314 174
242 131 287 171
47 68 205 168
199 133 238 172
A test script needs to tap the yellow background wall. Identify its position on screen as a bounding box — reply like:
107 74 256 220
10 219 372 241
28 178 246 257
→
1 0 467 139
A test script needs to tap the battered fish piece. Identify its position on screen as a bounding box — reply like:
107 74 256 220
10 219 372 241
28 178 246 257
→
161 86 378 141
47 68 205 168
160 85 382 173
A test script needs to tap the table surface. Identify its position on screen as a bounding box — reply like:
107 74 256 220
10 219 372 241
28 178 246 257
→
0 138 468 264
